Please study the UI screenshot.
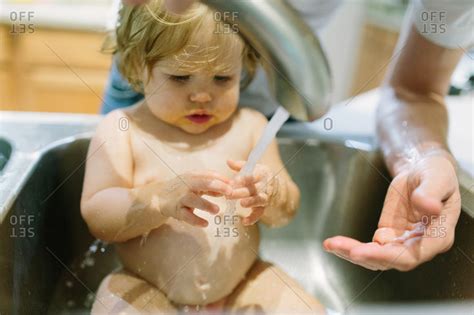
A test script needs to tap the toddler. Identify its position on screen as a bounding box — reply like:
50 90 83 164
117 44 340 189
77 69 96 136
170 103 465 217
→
81 1 324 313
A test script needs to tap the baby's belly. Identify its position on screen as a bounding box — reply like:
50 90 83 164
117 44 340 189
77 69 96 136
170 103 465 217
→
115 200 259 305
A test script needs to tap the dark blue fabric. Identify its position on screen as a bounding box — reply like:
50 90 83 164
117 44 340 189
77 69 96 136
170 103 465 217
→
100 57 144 114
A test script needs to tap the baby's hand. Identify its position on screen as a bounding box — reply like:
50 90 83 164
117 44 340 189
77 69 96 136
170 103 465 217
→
160 171 233 227
226 159 277 226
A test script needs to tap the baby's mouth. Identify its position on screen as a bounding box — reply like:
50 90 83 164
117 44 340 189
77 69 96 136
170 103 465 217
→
185 113 213 124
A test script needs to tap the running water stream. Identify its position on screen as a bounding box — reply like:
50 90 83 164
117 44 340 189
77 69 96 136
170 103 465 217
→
225 106 290 215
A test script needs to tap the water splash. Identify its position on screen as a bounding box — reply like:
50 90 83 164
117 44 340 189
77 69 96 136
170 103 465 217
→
140 231 150 247
393 222 425 243
225 106 290 215
79 239 109 269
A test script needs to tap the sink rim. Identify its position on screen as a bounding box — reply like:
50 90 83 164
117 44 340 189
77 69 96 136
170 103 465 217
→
0 113 472 221
0 121 472 312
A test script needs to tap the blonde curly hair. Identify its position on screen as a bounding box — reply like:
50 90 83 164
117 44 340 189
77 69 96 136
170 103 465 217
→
103 0 259 92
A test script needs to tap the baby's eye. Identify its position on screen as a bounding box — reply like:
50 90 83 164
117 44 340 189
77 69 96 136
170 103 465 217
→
169 75 190 82
214 75 232 83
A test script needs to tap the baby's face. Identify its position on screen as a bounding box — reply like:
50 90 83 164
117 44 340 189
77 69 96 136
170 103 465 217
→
143 46 243 134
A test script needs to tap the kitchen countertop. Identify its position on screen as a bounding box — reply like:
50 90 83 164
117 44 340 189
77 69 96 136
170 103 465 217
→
0 1 116 31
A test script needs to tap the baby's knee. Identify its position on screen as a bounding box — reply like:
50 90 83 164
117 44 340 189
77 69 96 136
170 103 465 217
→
92 269 177 314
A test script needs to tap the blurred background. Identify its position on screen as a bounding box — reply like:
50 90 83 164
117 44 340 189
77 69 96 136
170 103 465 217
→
0 0 472 113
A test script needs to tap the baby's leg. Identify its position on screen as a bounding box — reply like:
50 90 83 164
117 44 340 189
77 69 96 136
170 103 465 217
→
91 269 178 314
225 260 326 314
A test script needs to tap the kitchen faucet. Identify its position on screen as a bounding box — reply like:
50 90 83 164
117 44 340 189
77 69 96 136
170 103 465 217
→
202 0 332 121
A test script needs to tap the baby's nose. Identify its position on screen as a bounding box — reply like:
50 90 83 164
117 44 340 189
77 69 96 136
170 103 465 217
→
189 91 212 103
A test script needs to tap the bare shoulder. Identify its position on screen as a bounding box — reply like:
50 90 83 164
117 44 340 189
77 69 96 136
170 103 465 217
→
95 109 131 137
237 107 268 128
82 109 134 201
88 109 133 176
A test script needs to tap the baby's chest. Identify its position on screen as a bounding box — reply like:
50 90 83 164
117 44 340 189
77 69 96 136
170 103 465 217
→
130 132 252 186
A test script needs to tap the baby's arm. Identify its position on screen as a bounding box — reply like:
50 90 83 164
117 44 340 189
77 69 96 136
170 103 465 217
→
81 111 232 242
80 111 165 242
245 110 300 227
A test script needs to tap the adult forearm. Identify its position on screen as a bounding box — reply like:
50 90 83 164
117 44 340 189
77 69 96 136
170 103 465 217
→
376 87 456 176
376 25 462 176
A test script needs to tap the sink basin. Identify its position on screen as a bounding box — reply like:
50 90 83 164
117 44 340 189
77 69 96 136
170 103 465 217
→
0 136 472 314
0 138 12 172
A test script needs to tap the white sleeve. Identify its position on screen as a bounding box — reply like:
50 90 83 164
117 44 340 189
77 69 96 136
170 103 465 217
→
286 0 342 31
410 0 474 48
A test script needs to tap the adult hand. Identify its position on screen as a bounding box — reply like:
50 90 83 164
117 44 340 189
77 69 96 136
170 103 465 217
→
323 152 461 271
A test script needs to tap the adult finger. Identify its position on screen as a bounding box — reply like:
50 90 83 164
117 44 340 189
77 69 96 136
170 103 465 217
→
323 236 378 269
411 166 456 216
323 236 364 258
348 239 423 271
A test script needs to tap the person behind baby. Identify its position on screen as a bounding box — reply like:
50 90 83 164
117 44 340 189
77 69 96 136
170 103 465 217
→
81 0 325 313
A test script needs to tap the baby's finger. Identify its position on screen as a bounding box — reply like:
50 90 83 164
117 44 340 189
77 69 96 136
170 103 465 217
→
189 177 232 196
181 194 220 214
227 159 246 172
242 207 265 226
232 175 258 188
200 170 232 184
240 193 268 208
228 181 267 199
177 207 208 227
227 186 252 199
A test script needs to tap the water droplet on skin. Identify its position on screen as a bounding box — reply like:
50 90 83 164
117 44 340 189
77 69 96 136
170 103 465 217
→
140 232 150 247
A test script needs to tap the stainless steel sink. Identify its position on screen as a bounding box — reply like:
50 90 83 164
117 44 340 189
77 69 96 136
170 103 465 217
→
0 138 12 172
0 114 472 314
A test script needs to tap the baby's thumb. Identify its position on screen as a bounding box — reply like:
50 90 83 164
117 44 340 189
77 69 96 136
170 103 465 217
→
227 159 245 171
